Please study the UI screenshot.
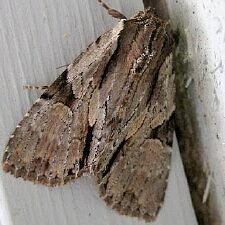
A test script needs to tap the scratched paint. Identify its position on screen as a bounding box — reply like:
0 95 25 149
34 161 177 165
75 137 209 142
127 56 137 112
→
166 0 225 224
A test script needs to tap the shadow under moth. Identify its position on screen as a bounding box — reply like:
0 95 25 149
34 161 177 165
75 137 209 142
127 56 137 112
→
2 1 175 222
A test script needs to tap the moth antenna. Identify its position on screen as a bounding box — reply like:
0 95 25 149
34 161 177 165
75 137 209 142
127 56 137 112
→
97 0 127 20
23 85 49 91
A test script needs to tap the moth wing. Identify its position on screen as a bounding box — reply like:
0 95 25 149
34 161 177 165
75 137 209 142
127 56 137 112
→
2 19 123 186
2 71 81 185
95 55 175 222
99 138 172 221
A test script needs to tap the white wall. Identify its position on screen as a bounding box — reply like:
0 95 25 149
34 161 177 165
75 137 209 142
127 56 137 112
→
166 0 225 224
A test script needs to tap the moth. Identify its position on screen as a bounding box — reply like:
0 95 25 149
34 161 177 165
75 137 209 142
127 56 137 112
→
2 0 175 222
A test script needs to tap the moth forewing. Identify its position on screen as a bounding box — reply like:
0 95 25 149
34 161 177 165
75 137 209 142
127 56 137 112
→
2 8 174 222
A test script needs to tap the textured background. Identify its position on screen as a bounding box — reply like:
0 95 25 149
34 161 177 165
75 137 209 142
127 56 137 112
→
165 1 225 224
0 1 197 225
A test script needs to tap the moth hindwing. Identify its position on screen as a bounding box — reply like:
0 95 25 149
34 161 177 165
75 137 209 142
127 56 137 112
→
2 8 175 222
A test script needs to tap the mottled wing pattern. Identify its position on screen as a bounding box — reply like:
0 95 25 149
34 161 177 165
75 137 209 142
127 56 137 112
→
69 9 175 222
96 55 175 221
2 9 175 222
3 71 74 185
2 23 122 186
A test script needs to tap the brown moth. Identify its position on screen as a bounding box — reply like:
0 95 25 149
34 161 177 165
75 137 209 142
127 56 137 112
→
2 1 175 222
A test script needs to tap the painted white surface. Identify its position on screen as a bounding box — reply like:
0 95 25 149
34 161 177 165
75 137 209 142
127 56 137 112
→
166 0 225 223
0 1 197 225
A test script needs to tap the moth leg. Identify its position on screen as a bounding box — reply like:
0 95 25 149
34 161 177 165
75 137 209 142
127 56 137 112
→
23 85 49 91
97 0 127 20
56 64 69 70
23 63 69 91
